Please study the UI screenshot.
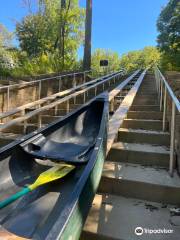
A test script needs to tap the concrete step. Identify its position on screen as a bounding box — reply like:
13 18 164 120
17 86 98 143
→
99 162 180 204
139 87 156 90
138 89 157 92
122 119 168 131
82 194 180 240
130 105 160 111
136 93 157 98
133 99 159 105
107 142 169 167
118 128 170 146
127 111 163 120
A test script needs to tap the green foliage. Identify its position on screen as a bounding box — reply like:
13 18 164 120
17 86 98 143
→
91 47 161 75
157 0 180 70
16 0 85 72
12 52 80 77
0 23 13 48
0 24 15 76
119 47 161 72
91 49 120 74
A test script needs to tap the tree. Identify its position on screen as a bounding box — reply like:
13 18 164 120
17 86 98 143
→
83 0 92 70
91 49 120 74
157 0 180 70
0 24 15 75
16 0 85 70
0 24 13 49
119 47 161 72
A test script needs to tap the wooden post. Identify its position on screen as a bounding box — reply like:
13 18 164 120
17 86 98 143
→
83 0 92 70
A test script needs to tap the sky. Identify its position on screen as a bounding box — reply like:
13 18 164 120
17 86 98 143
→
0 0 169 58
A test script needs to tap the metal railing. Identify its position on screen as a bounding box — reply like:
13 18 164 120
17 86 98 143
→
0 70 125 136
0 70 121 120
0 70 92 111
155 66 180 177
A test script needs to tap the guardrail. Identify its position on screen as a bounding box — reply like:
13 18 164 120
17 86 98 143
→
0 71 121 121
107 70 146 154
154 67 180 177
0 70 128 135
0 70 92 111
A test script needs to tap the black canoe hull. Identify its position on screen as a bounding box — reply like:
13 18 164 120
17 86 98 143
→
0 93 108 240
47 103 108 240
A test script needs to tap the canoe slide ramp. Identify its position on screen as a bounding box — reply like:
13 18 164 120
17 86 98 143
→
0 68 179 239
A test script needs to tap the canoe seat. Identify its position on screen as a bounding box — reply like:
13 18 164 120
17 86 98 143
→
23 139 95 164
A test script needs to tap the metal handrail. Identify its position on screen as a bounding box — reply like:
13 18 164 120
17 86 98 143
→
0 70 92 111
154 66 180 177
0 70 91 90
156 67 180 112
0 70 126 133
0 70 121 120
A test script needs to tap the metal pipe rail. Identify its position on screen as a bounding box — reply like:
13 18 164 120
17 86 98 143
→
0 70 92 111
0 70 130 134
154 67 180 177
0 71 121 120
107 70 146 154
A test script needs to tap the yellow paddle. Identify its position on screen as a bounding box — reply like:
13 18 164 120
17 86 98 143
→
0 164 75 209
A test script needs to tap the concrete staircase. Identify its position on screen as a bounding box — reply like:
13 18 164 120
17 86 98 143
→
81 73 180 240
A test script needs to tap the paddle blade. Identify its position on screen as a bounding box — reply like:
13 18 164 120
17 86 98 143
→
29 164 75 191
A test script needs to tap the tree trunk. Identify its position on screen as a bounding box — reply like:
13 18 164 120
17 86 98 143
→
61 0 66 69
83 0 92 70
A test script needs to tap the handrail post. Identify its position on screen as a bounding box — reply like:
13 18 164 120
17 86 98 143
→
169 101 176 177
158 75 161 100
162 87 167 131
73 73 76 88
83 92 86 104
110 99 114 113
155 69 158 93
84 72 86 84
66 100 70 113
157 70 161 99
38 81 42 100
38 114 42 128
59 77 61 92
7 86 10 111
160 81 163 111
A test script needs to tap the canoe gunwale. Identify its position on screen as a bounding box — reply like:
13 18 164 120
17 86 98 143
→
44 93 109 240
0 93 108 160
